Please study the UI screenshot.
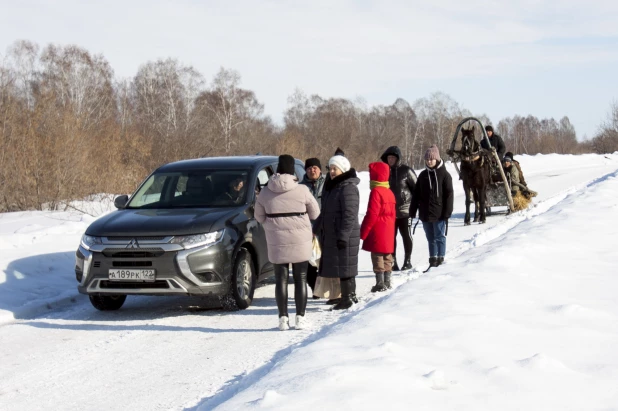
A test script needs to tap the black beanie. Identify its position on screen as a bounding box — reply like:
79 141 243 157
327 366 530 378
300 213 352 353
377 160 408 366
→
334 147 345 156
485 125 494 132
277 154 296 176
304 158 321 170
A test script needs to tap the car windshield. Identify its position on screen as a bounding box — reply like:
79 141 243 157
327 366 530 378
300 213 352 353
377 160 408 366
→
126 169 250 209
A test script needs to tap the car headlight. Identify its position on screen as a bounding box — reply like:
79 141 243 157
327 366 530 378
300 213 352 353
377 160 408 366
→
170 230 224 249
81 234 103 250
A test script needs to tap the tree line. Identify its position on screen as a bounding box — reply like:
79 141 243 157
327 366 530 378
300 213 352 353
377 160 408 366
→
1 40 616 212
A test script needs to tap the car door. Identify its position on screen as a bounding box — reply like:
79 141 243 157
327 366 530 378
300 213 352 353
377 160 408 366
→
250 165 274 277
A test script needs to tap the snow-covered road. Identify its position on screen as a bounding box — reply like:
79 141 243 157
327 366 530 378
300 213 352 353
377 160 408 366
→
1 154 617 410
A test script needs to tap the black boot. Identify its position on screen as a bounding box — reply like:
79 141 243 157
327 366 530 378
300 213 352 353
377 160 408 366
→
325 298 341 305
436 256 444 266
429 256 439 267
333 277 356 310
401 255 412 270
370 272 387 293
384 272 392 289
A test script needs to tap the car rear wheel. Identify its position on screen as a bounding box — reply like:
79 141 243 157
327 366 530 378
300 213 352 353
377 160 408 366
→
89 294 127 311
226 247 256 310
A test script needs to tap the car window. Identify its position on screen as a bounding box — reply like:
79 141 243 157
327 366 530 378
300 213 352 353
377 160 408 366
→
255 167 272 195
127 169 250 209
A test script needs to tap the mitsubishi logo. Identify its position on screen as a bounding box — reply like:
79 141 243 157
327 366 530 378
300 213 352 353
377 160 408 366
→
126 238 140 249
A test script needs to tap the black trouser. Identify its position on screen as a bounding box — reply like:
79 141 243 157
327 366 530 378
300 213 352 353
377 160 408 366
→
393 217 413 260
274 262 308 318
307 263 318 292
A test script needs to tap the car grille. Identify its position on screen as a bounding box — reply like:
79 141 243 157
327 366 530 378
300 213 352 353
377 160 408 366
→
105 236 167 241
99 280 170 289
102 248 165 258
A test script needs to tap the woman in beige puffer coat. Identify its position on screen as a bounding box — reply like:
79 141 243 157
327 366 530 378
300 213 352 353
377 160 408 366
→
255 155 320 331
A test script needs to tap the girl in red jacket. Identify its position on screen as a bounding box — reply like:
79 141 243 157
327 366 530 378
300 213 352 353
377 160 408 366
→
360 162 397 292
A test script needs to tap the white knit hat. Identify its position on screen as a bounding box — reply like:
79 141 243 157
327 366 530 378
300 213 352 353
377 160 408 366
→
328 155 351 173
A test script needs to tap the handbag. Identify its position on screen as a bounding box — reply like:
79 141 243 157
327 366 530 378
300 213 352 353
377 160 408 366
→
313 276 341 299
308 236 321 267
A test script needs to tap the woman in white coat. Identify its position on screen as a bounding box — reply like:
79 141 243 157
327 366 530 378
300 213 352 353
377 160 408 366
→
255 155 320 330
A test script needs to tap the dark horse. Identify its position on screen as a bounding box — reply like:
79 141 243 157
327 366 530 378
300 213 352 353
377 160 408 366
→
459 127 491 225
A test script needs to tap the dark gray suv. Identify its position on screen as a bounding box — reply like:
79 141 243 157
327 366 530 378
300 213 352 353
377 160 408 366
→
75 156 306 311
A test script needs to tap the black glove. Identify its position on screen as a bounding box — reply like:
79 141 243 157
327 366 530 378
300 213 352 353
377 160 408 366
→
336 240 347 250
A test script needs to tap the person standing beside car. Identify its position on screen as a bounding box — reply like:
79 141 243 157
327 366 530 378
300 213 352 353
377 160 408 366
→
300 157 325 296
380 146 417 271
313 153 361 310
254 155 320 331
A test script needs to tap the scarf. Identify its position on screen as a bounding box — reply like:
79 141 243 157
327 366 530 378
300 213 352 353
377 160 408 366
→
370 181 389 190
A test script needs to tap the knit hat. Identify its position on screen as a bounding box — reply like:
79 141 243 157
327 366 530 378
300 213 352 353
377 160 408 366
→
304 157 321 170
424 145 441 161
328 155 351 173
505 151 514 159
503 156 513 163
485 125 494 133
276 154 296 176
334 147 345 156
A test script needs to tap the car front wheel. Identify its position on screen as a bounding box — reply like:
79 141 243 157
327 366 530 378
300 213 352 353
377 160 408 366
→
227 247 256 310
89 294 127 311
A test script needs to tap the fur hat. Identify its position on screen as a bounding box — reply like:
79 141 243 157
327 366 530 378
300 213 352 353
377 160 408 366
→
304 158 321 170
276 154 296 176
485 125 494 133
424 145 441 161
328 155 351 173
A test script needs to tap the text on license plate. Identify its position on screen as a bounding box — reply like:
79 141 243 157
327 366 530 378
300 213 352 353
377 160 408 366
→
108 269 156 281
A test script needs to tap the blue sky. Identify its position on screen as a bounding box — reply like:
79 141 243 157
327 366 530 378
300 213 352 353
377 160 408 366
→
1 0 617 139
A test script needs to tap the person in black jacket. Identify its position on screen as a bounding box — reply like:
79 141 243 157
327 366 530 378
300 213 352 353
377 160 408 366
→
313 153 361 310
410 145 454 268
481 125 506 160
380 146 417 271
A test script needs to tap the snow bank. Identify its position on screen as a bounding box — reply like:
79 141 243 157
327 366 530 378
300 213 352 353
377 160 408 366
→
210 168 618 410
0 196 115 324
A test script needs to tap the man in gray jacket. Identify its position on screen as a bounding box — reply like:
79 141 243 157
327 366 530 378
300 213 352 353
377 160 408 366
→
300 157 325 295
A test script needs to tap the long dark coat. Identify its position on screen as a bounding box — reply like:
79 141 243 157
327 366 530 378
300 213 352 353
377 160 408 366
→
313 169 360 279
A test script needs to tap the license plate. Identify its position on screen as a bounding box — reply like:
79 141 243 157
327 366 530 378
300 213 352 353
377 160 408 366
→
108 269 156 281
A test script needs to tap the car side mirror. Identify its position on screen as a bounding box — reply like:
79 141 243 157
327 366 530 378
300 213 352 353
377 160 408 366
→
114 195 129 209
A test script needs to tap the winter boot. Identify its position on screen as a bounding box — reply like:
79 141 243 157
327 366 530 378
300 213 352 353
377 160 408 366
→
401 255 412 271
325 298 341 305
278 316 290 331
384 272 392 289
333 278 356 310
429 256 439 268
392 259 400 272
437 256 444 266
370 272 387 293
295 315 309 330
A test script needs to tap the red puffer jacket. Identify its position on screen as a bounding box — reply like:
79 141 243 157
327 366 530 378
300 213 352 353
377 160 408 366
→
360 162 397 254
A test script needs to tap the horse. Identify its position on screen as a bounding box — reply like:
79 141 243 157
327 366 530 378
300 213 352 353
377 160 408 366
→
459 127 492 225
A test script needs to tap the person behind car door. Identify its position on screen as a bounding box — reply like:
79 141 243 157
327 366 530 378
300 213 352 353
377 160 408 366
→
380 146 417 271
254 155 320 331
300 157 325 296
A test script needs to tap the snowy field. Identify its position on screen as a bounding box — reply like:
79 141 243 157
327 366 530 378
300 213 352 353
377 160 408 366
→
1 153 617 410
